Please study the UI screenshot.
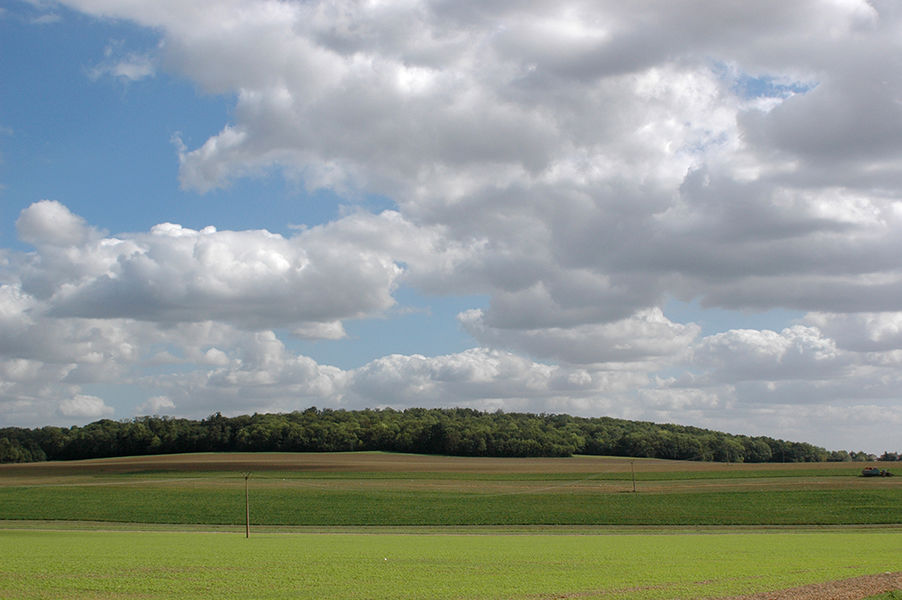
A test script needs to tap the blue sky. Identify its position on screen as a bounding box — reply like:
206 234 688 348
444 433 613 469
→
2 3 480 370
2 7 306 240
2 1 902 453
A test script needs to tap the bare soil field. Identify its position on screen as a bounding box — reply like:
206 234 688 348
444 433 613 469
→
724 571 902 600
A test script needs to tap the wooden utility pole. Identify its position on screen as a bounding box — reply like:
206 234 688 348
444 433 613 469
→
244 472 250 538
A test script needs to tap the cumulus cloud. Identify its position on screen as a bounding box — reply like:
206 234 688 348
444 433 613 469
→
14 202 404 330
460 307 700 366
804 312 902 352
691 325 847 383
17 200 97 247
292 321 347 340
138 395 175 415
59 394 114 418
5 1 902 451
49 0 902 330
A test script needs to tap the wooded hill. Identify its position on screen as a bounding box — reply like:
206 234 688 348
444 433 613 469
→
0 407 877 464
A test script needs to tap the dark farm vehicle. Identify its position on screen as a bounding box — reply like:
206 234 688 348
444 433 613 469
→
861 467 894 477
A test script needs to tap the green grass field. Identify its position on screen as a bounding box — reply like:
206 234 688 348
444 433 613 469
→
2 529 901 600
1 452 899 526
2 485 901 525
2 452 901 599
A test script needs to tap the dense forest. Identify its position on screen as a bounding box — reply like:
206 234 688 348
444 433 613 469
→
0 407 889 464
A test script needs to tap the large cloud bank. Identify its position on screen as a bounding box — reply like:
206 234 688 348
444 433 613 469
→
3 0 902 452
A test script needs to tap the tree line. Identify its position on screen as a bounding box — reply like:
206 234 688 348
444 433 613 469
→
0 407 886 464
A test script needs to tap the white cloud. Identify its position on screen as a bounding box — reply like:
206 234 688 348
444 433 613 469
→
804 311 902 352
5 1 902 452
691 325 846 383
460 307 700 366
13 202 403 329
138 395 175 415
17 200 97 247
50 1 902 330
292 321 347 341
89 52 156 81
59 394 114 418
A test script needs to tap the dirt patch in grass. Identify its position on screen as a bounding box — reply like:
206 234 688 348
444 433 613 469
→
720 571 902 600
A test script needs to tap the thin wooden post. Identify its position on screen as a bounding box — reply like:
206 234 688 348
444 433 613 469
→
631 460 636 493
244 472 250 538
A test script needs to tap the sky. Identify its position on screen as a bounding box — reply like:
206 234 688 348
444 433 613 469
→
2 0 902 453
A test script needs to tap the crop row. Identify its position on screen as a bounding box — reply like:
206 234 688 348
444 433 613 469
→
2 485 901 526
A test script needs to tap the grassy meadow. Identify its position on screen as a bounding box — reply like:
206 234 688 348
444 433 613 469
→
2 452 901 599
2 529 902 600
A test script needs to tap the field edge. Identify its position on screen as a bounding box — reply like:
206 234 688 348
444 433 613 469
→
4 519 902 535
